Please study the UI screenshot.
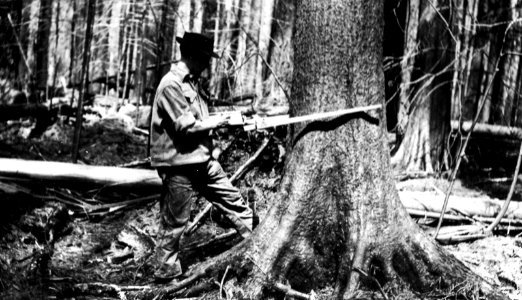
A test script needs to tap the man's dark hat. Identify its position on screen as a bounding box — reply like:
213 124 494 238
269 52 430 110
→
176 32 219 59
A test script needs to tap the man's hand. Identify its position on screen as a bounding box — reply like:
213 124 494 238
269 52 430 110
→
208 114 231 129
186 115 230 133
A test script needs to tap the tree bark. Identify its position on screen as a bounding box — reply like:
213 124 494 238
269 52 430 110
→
188 1 503 299
494 1 521 126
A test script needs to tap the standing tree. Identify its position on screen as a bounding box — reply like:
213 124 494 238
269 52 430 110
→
72 0 97 163
35 0 53 101
164 0 503 299
391 1 453 174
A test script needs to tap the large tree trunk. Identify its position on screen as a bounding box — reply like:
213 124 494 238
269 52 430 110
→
191 1 503 299
494 1 521 126
154 0 175 87
391 0 452 173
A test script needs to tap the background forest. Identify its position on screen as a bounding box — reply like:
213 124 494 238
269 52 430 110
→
1 0 522 299
0 0 521 173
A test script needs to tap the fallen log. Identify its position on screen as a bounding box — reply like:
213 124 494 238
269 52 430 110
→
401 191 522 221
2 158 521 225
0 158 161 189
451 120 522 140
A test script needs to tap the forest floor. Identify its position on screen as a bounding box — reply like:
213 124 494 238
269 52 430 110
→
0 115 521 300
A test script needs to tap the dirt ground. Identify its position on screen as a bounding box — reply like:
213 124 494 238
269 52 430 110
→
0 118 521 299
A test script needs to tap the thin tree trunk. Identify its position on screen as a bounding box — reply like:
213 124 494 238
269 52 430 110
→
460 0 479 120
190 0 203 32
117 1 131 104
254 0 274 99
7 12 32 85
50 0 61 109
232 0 253 97
67 0 78 121
263 0 295 104
242 0 261 96
69 0 77 90
514 47 522 127
25 0 41 102
174 0 191 61
478 43 492 123
495 1 521 126
135 0 147 122
123 0 135 102
210 0 235 99
36 0 53 101
398 0 420 137
109 0 123 78
72 0 97 163
450 0 463 120
11 0 25 82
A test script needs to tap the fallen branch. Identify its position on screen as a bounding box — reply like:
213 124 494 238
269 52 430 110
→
182 230 238 253
400 191 522 220
436 24 514 239
273 282 316 300
70 282 151 299
407 208 522 226
117 157 151 168
132 126 149 136
434 141 522 244
163 267 210 295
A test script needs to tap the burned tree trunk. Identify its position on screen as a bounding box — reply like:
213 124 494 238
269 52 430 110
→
184 1 504 299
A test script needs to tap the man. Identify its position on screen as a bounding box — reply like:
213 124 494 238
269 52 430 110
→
149 32 253 281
